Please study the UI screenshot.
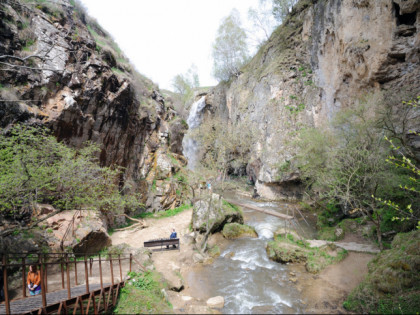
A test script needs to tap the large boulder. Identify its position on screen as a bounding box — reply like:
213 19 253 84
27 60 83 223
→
192 194 244 233
43 209 111 254
73 211 112 254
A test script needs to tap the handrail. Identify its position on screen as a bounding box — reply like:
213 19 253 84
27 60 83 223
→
0 252 133 315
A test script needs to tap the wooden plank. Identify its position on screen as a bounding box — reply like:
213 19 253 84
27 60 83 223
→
225 199 294 220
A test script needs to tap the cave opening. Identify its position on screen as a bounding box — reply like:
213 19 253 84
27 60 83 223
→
393 2 417 26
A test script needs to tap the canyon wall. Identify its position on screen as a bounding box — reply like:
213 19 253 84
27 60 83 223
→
206 0 420 200
0 0 188 212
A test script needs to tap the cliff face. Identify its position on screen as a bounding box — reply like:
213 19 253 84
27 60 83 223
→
0 0 187 211
207 0 420 200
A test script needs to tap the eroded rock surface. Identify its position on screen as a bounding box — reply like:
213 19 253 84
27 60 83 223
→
206 0 420 200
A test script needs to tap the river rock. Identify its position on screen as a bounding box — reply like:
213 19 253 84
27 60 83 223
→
192 194 244 233
206 296 225 309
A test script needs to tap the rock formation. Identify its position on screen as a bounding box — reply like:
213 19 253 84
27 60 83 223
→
205 0 420 200
0 0 188 213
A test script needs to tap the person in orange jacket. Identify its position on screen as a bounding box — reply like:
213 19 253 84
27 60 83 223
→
27 265 41 296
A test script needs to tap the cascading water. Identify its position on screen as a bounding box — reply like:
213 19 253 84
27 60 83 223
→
182 96 207 170
188 194 316 314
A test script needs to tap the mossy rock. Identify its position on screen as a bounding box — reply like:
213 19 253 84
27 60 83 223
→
266 234 347 272
344 230 420 314
266 237 308 263
222 223 258 239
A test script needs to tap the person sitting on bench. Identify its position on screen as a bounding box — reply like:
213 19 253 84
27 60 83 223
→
167 228 177 248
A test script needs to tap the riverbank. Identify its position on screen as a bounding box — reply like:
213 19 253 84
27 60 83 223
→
110 201 375 313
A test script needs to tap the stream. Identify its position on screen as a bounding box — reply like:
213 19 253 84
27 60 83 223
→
188 194 317 314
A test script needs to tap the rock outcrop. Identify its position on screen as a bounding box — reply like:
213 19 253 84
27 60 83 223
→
206 0 420 200
192 194 244 233
0 0 188 213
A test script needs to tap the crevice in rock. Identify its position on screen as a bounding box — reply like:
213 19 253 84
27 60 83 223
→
393 2 417 26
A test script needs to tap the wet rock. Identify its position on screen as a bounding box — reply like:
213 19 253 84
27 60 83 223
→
206 296 225 309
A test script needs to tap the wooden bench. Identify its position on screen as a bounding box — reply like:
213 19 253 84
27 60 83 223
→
143 238 180 251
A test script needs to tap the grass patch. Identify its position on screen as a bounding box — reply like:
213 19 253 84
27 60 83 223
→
114 271 172 314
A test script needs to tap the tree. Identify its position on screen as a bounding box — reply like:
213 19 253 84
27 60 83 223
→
295 95 419 249
272 0 298 23
212 9 249 82
0 124 142 237
171 64 200 96
247 0 279 47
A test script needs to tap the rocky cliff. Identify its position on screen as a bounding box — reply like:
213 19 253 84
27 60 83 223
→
0 0 188 212
206 0 420 200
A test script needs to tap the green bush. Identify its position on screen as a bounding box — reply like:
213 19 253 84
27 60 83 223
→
0 125 141 219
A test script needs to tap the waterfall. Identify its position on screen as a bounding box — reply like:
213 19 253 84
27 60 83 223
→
182 96 207 170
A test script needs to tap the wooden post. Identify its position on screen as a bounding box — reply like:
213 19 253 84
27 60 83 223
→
89 258 93 277
109 254 114 286
74 254 78 286
3 255 10 315
39 255 47 308
60 256 65 289
43 254 48 293
84 255 89 294
22 256 26 298
118 255 122 282
129 253 132 273
65 253 71 299
98 254 103 290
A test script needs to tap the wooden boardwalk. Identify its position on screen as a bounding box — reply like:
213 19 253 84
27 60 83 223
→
0 283 106 315
226 199 294 220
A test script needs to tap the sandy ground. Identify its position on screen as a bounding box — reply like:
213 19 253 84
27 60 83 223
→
110 209 374 314
111 209 220 314
290 252 374 313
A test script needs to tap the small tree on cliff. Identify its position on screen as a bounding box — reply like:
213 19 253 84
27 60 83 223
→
272 0 298 23
212 9 249 82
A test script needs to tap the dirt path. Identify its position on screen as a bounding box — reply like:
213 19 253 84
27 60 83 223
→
290 252 374 313
110 210 218 314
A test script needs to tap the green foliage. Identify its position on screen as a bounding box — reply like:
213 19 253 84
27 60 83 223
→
212 9 249 81
171 64 199 100
0 125 141 218
344 230 420 314
114 271 172 314
295 95 419 246
22 39 35 51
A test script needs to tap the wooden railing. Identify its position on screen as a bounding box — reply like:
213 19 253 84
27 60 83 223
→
0 252 132 314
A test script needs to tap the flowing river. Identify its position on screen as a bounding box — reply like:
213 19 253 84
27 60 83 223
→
187 194 316 314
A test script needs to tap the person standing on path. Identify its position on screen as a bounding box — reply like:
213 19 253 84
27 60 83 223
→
27 265 41 296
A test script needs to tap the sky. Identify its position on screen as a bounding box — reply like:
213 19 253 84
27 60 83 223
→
79 0 264 91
